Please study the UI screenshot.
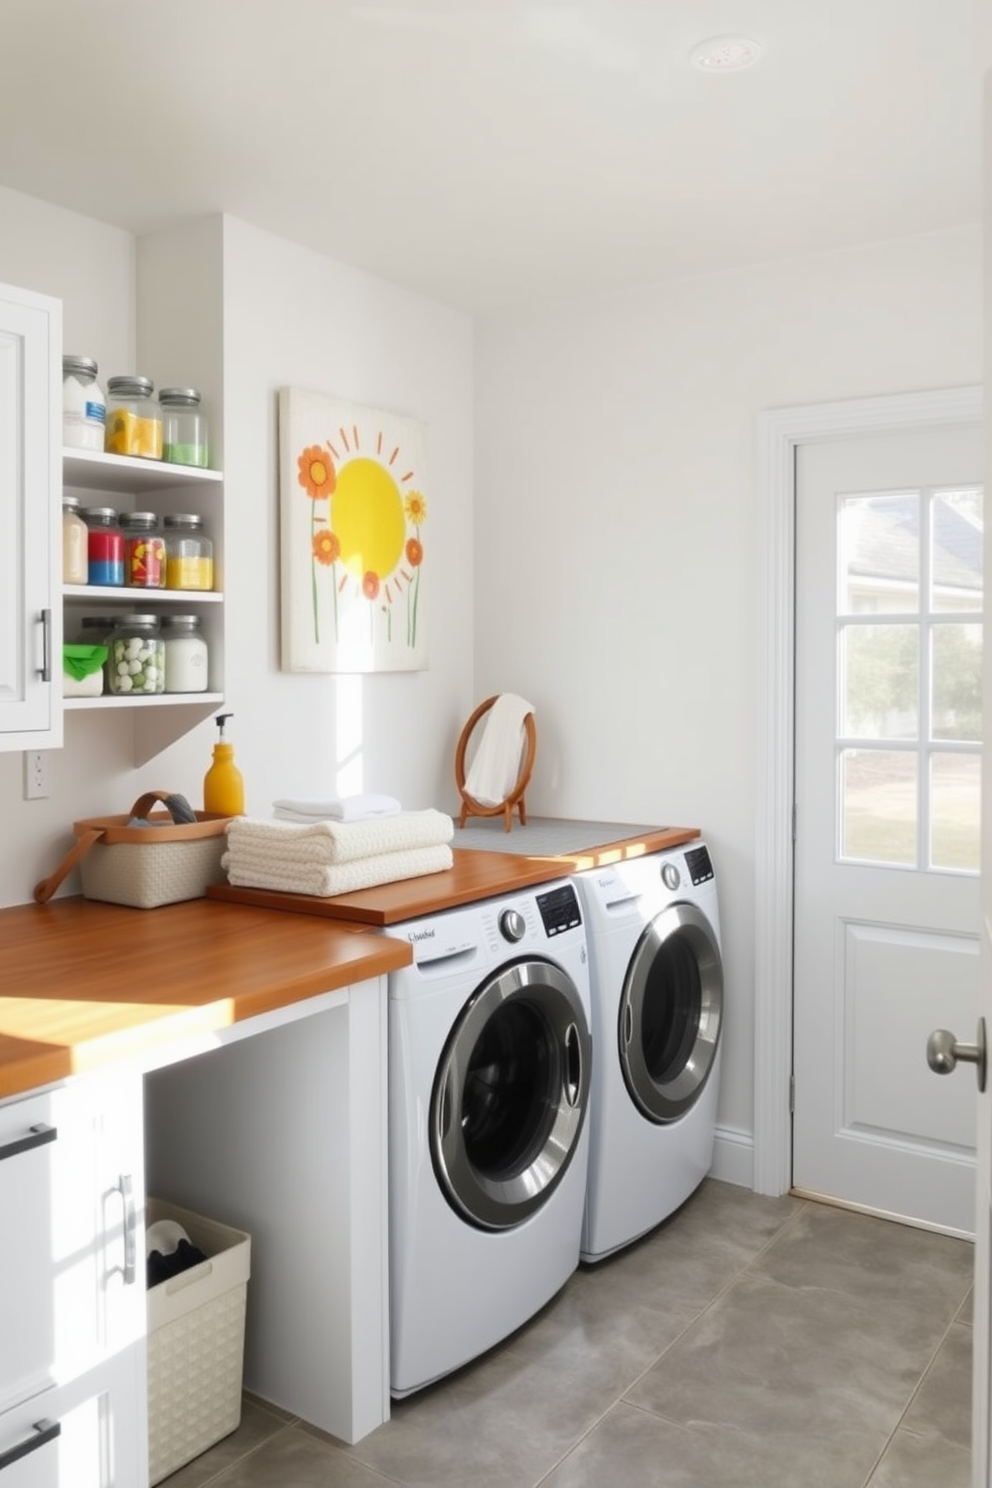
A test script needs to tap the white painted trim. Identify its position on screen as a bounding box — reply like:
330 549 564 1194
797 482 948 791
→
754 385 984 1197
710 1124 754 1190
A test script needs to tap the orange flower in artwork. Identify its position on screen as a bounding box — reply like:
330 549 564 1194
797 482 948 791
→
405 537 423 567
313 529 341 566
298 445 336 499
404 491 427 525
362 571 380 601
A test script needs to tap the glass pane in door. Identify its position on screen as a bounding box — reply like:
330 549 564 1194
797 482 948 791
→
839 492 919 613
930 753 981 871
931 488 983 613
840 748 917 865
841 623 918 739
931 623 983 741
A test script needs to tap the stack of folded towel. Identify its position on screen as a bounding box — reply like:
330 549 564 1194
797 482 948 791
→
222 803 455 897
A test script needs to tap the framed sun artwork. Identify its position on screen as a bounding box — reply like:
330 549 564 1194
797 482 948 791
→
278 387 429 673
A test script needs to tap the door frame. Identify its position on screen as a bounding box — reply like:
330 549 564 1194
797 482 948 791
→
754 384 984 1197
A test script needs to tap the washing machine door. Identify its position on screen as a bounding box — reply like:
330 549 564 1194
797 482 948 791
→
619 901 723 1124
431 957 592 1231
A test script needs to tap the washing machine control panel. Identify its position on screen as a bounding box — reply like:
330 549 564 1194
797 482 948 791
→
498 908 526 943
684 845 715 886
535 883 583 938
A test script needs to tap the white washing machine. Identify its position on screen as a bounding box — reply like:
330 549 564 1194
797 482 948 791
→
388 878 592 1398
572 840 723 1264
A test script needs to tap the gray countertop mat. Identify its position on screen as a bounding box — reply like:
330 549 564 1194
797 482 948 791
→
450 817 665 856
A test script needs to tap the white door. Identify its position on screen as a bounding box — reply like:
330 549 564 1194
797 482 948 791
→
793 421 983 1235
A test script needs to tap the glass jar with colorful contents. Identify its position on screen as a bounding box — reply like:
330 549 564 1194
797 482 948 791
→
164 513 213 591
119 511 166 588
107 614 165 695
82 506 124 587
104 375 163 460
160 387 209 468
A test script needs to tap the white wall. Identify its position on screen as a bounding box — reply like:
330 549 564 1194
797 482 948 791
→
473 226 983 1176
0 194 475 907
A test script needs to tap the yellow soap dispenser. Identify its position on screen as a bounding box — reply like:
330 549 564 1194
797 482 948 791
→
204 712 245 816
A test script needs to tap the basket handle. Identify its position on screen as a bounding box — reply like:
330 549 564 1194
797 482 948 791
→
33 828 105 904
129 791 197 825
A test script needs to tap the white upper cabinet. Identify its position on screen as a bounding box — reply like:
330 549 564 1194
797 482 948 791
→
0 281 61 751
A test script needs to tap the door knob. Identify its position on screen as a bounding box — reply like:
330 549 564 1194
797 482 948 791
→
926 1017 986 1092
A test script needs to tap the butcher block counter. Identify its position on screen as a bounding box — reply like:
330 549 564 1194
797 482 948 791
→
0 894 412 1101
208 819 701 925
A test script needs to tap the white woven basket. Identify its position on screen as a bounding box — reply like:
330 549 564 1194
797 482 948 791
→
33 791 232 909
146 1198 251 1486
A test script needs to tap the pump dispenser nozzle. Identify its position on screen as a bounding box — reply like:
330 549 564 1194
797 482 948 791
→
204 712 245 816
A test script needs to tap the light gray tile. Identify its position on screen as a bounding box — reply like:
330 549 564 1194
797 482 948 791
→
577 1179 804 1312
192 1424 397 1487
496 1258 701 1393
902 1322 972 1449
751 1202 973 1327
344 1347 615 1488
624 1271 923 1481
155 1398 294 1487
543 1398 877 1488
867 1426 971 1488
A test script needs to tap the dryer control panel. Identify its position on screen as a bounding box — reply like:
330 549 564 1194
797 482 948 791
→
684 845 714 886
535 882 582 938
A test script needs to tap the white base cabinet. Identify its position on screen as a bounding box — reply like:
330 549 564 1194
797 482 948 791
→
0 1077 147 1486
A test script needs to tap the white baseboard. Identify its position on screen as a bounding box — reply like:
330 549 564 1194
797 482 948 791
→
709 1124 755 1190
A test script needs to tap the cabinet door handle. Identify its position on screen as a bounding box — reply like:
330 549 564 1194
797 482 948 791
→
0 1418 60 1472
114 1171 137 1285
38 607 52 682
0 1122 57 1163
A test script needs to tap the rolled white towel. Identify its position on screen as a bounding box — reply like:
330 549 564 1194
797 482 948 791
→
226 809 454 866
222 842 454 897
272 793 401 822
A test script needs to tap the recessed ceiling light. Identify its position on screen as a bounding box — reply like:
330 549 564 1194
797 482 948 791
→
689 36 763 73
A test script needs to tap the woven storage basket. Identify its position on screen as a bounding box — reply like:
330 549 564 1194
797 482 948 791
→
146 1197 251 1486
33 791 232 909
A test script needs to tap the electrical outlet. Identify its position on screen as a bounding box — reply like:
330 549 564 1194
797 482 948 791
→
22 750 48 800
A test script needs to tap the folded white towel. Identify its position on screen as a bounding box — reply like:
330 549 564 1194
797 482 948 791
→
226 809 454 866
463 693 534 807
221 842 453 897
272 793 401 822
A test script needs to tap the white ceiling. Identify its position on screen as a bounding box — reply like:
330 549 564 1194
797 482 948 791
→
0 0 987 315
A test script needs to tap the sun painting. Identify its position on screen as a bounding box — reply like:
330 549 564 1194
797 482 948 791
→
280 388 429 673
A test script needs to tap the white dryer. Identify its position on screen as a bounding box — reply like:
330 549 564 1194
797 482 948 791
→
572 841 723 1263
388 878 592 1397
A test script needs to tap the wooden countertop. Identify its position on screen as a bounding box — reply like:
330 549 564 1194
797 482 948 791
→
0 896 411 1100
207 823 701 925
0 822 701 1101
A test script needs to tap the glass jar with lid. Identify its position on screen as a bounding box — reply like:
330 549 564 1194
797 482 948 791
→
62 495 88 584
160 387 209 468
161 614 209 693
104 375 162 460
62 356 106 451
119 511 166 588
107 614 165 695
164 513 213 591
82 506 124 587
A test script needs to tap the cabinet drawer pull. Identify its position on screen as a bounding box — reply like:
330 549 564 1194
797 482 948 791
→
0 1418 60 1472
114 1172 137 1285
0 1122 57 1163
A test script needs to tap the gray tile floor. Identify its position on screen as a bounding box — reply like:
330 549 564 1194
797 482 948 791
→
160 1181 974 1488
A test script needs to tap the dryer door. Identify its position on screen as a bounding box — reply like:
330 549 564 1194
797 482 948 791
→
431 957 591 1231
619 902 723 1124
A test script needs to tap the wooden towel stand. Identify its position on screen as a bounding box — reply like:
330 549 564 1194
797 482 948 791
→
454 695 537 833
